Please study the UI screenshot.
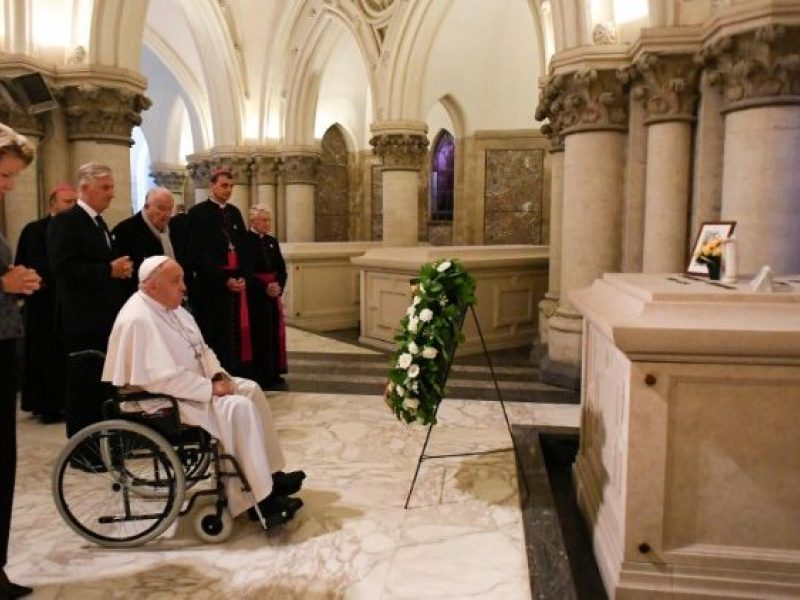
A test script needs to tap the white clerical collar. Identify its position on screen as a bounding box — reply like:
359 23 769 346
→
208 197 228 208
78 199 100 219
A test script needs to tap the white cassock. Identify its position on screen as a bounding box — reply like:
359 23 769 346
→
102 291 286 517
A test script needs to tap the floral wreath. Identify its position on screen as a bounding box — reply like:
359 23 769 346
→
384 259 476 426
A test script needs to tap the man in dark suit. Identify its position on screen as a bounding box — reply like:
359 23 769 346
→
47 162 133 438
185 168 253 376
112 187 184 296
15 184 77 423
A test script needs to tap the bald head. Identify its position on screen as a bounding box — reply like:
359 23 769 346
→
140 258 185 310
143 187 175 231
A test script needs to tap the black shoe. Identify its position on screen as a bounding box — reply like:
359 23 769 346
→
0 581 33 599
250 494 302 527
272 470 305 496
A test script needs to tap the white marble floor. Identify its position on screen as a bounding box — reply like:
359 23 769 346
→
7 329 579 599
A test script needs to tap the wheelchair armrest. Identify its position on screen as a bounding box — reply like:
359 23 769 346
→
103 391 183 437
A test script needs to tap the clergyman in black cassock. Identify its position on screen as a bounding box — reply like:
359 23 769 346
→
14 184 77 422
244 205 288 388
185 168 254 376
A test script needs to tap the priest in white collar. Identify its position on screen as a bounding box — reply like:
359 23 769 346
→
102 255 305 525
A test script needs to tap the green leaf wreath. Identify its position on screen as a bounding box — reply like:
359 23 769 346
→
384 259 476 426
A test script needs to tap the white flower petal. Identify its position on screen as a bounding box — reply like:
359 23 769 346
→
437 260 452 272
419 308 434 322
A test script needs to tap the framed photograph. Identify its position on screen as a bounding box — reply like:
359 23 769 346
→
686 221 736 276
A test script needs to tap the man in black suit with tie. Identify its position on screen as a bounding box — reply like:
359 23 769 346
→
112 186 184 296
185 168 253 376
15 184 77 423
47 162 134 438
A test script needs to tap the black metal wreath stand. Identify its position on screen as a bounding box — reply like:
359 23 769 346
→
404 304 529 509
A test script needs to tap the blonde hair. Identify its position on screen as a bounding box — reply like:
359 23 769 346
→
249 204 273 219
0 123 35 166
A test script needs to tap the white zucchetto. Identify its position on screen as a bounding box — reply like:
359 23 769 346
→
138 255 171 282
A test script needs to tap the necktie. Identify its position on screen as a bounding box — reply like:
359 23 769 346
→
95 215 111 248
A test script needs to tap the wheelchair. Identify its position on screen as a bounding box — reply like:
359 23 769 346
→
51 352 274 548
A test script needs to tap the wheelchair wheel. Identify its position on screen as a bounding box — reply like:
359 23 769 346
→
52 420 186 548
111 428 213 499
192 498 234 543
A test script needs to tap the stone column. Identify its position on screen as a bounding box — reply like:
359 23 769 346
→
536 121 565 354
630 54 699 273
0 98 43 248
689 69 725 244
58 83 151 227
150 163 188 210
282 150 320 242
186 155 212 206
252 152 280 234
214 156 252 215
369 121 429 247
704 25 800 275
536 69 629 389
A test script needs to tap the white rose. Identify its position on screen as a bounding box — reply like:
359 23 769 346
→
406 306 416 317
422 346 438 359
408 316 419 333
413 295 421 306
437 260 452 272
396 384 405 396
419 308 434 322
403 398 420 411
411 381 419 392
408 341 419 354
397 353 413 369
408 364 420 378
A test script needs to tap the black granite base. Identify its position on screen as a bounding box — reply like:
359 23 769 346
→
538 356 582 391
512 425 607 600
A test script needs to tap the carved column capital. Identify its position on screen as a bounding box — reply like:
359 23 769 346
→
0 97 43 138
626 53 700 123
55 84 151 145
150 168 187 194
251 154 280 185
186 157 214 188
213 156 252 185
537 69 629 136
282 154 320 185
369 133 429 170
699 24 800 113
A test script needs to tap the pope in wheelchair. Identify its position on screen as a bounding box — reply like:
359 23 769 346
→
52 255 305 547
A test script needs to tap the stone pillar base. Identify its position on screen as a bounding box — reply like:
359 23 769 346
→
540 309 583 390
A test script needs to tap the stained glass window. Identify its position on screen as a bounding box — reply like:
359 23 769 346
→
430 130 455 221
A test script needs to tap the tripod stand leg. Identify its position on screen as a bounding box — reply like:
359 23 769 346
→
404 420 436 509
470 306 530 500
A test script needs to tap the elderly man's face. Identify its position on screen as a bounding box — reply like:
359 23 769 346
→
51 189 78 215
146 260 185 310
144 190 175 231
81 175 115 214
209 175 233 204
249 213 271 235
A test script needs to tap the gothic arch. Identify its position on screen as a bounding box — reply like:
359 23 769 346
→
88 0 149 69
142 29 212 151
282 5 377 146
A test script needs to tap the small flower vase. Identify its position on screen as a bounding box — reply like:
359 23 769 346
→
703 257 722 280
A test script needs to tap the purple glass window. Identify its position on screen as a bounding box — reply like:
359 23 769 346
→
430 130 454 221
